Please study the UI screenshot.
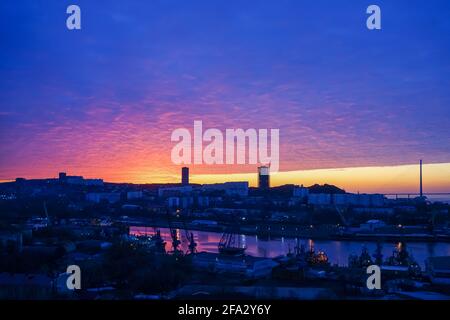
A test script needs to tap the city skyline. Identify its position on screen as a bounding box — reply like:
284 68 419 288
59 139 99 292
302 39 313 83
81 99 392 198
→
4 161 450 195
1 1 449 192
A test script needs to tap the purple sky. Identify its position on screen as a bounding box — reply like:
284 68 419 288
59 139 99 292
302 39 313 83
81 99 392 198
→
0 0 449 182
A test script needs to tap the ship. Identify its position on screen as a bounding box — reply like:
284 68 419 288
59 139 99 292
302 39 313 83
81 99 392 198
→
218 232 246 256
384 242 421 277
150 230 166 254
304 240 329 267
348 242 421 277
348 245 373 268
286 239 329 267
134 229 166 254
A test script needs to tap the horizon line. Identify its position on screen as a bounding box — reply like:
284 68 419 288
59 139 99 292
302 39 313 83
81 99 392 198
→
2 161 450 194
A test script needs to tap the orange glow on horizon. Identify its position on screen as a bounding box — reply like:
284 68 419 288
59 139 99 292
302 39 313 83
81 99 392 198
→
191 163 450 194
6 163 450 195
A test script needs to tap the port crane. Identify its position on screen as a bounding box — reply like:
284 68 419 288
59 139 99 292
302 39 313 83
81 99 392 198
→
165 209 182 254
151 229 167 254
334 205 349 227
219 216 246 256
43 201 52 226
165 208 198 255
180 209 197 254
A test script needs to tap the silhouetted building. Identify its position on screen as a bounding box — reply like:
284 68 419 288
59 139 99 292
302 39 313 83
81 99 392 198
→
158 186 193 197
58 172 103 186
420 159 423 197
258 166 270 190
293 185 309 198
182 167 189 185
202 182 249 197
59 172 67 182
86 192 120 204
127 191 143 200
66 176 84 185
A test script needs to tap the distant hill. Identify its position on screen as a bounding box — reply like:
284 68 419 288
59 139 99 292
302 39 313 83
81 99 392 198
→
248 183 346 196
308 184 346 194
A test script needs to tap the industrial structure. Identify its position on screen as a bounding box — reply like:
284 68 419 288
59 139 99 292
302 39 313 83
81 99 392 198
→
420 159 423 198
182 167 189 185
258 166 270 190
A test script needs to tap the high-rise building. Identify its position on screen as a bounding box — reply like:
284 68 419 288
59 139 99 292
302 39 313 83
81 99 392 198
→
182 167 189 185
59 172 67 182
420 159 423 197
258 166 270 190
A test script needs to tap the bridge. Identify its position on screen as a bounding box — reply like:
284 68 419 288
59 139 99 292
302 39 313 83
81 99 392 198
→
384 192 450 199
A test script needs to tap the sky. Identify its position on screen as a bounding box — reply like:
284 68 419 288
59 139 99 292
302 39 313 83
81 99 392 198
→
0 0 449 192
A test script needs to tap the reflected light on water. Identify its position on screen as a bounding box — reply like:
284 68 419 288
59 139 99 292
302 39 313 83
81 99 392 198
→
129 226 450 267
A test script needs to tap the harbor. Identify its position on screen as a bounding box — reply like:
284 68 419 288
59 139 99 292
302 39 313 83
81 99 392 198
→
129 226 450 268
126 224 450 300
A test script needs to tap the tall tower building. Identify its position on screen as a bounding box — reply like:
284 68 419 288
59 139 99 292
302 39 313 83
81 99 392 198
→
59 172 67 183
258 166 270 190
182 167 189 185
420 160 423 197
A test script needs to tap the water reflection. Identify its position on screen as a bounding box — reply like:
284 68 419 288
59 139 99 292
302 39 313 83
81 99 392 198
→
130 226 450 267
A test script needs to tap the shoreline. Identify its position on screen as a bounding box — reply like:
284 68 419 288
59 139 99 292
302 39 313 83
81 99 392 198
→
122 217 450 243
